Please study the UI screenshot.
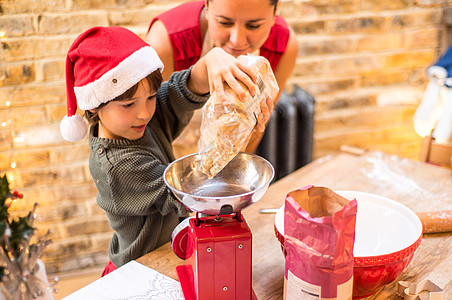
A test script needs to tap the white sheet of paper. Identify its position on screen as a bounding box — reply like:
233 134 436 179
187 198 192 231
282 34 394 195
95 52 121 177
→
64 261 183 300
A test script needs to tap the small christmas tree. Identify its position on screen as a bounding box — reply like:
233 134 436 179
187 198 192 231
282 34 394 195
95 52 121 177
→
0 174 55 299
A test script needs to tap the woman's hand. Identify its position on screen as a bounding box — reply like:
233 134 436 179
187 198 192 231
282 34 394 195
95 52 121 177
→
204 47 258 103
190 47 259 104
203 47 276 132
190 46 275 134
239 95 275 152
255 96 275 132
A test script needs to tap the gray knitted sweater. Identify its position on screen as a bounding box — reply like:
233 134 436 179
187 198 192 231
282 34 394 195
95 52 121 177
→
88 69 208 267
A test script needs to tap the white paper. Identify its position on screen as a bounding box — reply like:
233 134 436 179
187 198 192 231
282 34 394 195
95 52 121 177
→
286 270 321 299
64 261 183 300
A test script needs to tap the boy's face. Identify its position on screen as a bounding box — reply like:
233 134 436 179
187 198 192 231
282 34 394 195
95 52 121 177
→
95 79 157 140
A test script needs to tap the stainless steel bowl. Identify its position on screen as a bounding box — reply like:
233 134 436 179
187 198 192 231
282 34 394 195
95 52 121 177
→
164 152 274 215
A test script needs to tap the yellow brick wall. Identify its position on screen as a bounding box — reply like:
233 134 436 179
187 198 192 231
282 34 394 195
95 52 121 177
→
0 0 450 274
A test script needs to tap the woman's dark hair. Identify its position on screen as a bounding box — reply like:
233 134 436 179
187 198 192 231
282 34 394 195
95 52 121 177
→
207 0 279 12
84 69 163 124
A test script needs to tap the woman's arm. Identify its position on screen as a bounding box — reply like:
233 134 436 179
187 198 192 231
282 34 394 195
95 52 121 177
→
146 20 175 82
244 26 298 153
273 26 299 104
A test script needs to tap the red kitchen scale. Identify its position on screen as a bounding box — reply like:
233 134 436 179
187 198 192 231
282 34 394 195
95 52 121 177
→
164 153 274 300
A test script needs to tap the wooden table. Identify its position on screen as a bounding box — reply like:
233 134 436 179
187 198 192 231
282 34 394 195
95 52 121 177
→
137 150 452 299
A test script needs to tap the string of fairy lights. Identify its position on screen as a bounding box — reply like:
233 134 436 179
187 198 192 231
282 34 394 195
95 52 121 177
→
0 30 18 171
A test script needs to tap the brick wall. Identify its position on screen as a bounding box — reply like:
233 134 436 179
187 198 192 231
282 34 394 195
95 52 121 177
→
0 0 450 275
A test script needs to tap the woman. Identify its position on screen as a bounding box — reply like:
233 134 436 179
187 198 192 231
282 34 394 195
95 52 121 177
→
146 0 298 153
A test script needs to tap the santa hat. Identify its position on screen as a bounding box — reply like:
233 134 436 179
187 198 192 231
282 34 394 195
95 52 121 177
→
60 26 164 142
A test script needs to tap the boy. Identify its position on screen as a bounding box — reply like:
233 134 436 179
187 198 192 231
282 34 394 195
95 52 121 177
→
60 26 268 275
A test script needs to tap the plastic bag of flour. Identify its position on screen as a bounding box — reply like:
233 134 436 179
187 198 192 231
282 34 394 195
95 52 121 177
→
284 185 357 300
197 54 279 178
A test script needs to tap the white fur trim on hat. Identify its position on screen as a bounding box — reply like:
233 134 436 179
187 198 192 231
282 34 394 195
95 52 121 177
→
60 114 88 142
74 46 163 110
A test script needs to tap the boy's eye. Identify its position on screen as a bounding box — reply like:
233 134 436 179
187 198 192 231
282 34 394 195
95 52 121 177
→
123 102 134 108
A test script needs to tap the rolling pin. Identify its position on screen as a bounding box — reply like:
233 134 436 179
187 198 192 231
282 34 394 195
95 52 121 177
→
416 210 452 234
260 208 452 233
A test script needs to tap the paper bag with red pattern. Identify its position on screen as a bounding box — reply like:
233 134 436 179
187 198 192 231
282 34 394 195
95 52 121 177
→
284 185 357 300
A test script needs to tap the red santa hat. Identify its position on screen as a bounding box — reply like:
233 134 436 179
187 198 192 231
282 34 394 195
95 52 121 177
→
60 26 164 142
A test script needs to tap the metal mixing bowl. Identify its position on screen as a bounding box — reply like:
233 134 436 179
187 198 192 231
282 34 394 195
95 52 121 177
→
164 152 274 215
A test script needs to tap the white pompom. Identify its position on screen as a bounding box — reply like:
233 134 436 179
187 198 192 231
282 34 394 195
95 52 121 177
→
60 114 88 142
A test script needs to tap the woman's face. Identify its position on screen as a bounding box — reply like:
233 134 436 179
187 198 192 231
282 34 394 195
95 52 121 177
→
95 79 157 140
206 0 276 57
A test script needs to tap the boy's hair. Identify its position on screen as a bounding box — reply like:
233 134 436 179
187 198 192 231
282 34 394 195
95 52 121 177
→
84 70 163 124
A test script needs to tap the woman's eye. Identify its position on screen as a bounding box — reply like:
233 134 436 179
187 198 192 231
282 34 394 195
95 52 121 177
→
247 24 261 30
148 95 157 101
123 103 134 108
218 21 233 27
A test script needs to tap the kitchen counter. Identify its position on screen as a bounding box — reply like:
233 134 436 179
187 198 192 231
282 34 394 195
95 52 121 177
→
137 150 452 299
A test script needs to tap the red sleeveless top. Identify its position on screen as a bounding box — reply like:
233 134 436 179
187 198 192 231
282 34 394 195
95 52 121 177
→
149 1 290 71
